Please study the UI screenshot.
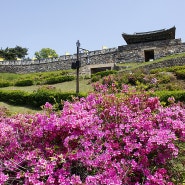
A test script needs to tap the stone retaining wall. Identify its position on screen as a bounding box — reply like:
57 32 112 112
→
139 56 185 73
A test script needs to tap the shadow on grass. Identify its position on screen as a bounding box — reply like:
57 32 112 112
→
0 101 43 115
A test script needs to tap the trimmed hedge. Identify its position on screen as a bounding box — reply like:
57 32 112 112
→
155 66 185 80
0 89 184 109
151 90 185 104
0 90 30 105
29 90 79 108
0 80 12 87
0 89 86 109
0 70 74 87
92 70 117 78
14 79 34 86
175 69 185 79
44 75 75 85
91 70 117 82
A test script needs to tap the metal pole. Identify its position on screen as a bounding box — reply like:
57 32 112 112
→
76 41 80 95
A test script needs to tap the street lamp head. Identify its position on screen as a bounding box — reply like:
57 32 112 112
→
76 40 80 48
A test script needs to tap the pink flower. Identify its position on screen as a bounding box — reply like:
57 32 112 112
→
0 172 9 184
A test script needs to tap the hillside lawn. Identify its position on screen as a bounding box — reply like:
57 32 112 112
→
1 52 185 114
0 78 92 93
0 78 93 114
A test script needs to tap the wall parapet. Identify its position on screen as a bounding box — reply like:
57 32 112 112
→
0 47 117 66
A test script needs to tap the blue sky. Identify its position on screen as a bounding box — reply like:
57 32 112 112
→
1 0 185 58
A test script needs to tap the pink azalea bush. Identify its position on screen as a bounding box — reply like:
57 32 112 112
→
0 84 185 184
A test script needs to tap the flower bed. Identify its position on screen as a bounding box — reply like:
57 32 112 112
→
0 85 185 184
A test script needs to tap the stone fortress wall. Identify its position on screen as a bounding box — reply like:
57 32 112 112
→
0 38 185 74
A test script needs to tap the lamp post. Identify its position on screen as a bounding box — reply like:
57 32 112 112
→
71 40 89 95
76 40 80 95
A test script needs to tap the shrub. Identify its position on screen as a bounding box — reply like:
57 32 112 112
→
167 65 185 73
127 73 137 85
150 65 185 74
0 80 11 87
29 89 81 108
14 79 34 86
153 90 185 104
150 68 164 74
0 90 30 105
0 70 72 86
29 89 56 108
158 75 171 83
175 69 185 79
0 88 86 108
91 75 101 82
44 75 75 84
92 70 117 78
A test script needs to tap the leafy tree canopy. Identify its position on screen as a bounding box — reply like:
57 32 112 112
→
0 46 28 60
34 48 59 60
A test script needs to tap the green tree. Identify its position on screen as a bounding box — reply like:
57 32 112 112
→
34 48 58 60
4 47 17 60
0 48 5 58
14 46 28 59
0 46 28 60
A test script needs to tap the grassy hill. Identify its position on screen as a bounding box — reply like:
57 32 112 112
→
1 53 185 114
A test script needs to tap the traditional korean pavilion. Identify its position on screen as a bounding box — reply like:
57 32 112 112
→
122 26 176 45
